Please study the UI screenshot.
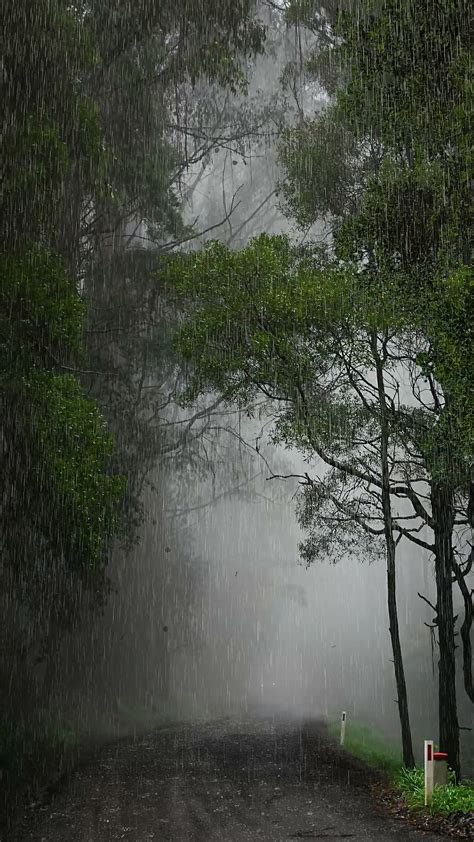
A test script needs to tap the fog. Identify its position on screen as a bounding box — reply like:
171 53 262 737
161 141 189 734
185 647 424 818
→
60 421 471 777
54 4 472 779
5 6 471 816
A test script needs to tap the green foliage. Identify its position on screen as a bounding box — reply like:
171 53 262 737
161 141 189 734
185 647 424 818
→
335 156 465 271
0 246 124 619
279 112 363 226
284 0 353 33
411 267 474 470
335 0 471 266
328 719 474 815
2 0 104 246
0 245 123 572
394 766 474 814
335 0 472 155
87 0 265 88
159 233 359 407
78 0 266 241
159 233 397 573
327 717 403 775
282 1 471 268
0 245 84 374
280 0 473 466
23 371 124 566
91 38 182 235
1 116 70 232
1 370 125 591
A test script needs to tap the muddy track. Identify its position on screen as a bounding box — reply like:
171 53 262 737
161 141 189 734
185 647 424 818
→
5 715 445 841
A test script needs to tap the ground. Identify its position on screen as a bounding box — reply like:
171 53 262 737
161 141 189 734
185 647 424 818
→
5 714 449 841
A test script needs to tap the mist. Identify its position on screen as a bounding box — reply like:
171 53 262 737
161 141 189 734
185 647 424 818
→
52 1 472 777
2 3 472 833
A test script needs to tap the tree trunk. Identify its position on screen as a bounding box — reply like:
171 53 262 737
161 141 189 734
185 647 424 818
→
452 554 474 705
386 530 415 768
372 331 415 769
454 481 474 704
431 482 461 780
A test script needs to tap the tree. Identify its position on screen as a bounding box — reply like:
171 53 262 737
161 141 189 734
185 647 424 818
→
278 0 472 777
158 216 472 775
331 0 472 779
158 235 417 764
78 0 281 547
1 0 270 808
0 245 124 709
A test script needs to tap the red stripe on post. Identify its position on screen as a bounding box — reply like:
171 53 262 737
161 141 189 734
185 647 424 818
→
427 744 432 761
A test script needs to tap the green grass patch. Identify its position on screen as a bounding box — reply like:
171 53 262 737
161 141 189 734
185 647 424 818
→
327 716 403 776
326 716 474 816
394 766 474 815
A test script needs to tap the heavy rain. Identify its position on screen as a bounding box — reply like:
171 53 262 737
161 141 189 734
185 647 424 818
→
1 1 473 840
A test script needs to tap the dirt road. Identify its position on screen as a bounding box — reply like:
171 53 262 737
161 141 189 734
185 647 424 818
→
6 714 445 841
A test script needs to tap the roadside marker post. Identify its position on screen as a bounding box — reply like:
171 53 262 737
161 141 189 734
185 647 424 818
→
424 740 434 806
340 711 346 746
433 752 448 787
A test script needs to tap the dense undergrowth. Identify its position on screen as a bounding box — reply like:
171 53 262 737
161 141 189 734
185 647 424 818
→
394 766 474 815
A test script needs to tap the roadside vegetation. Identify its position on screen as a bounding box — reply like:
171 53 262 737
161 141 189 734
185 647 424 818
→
327 716 474 826
394 767 474 815
2 0 472 832
162 0 472 784
327 717 402 777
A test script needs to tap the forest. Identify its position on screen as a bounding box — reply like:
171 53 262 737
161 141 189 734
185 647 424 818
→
1 0 473 835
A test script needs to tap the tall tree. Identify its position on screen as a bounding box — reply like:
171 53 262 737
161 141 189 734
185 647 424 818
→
156 236 419 766
1 1 124 696
279 0 472 777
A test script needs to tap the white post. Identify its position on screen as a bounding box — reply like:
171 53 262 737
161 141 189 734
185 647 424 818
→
340 711 346 746
424 740 434 806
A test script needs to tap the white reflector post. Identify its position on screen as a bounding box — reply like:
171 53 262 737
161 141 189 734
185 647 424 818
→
340 711 346 746
424 740 434 806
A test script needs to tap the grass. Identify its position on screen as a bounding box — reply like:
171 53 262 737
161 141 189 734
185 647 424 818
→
327 716 403 776
327 715 474 816
394 766 474 815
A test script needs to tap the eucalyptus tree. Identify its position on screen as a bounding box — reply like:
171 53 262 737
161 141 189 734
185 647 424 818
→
333 0 472 779
76 0 311 556
158 228 471 779
156 0 472 775
278 0 472 777
0 0 270 801
157 236 419 763
1 1 124 709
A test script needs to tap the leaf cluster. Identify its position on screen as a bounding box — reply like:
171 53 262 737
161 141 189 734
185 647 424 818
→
0 246 84 375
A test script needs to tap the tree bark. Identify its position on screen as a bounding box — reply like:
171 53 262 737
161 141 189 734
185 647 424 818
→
372 332 415 769
452 553 474 705
385 529 415 768
431 482 461 779
385 525 415 767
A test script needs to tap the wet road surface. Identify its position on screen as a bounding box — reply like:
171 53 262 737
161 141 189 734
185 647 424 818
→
6 715 445 841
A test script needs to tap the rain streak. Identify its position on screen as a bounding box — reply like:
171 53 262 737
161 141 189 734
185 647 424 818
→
1 1 473 840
